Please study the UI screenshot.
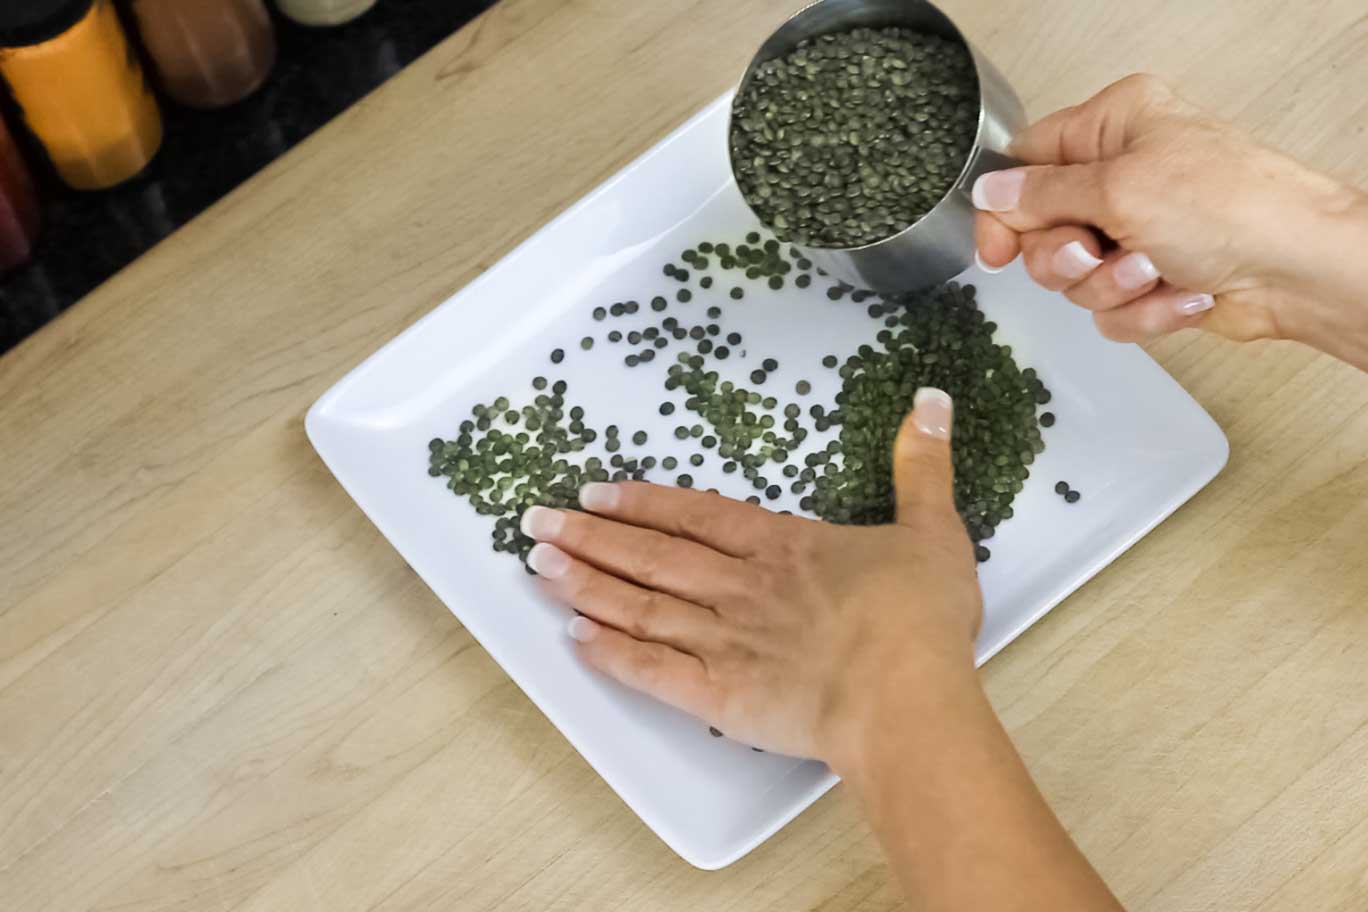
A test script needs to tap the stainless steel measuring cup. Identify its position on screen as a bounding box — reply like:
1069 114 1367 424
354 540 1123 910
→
729 0 1027 292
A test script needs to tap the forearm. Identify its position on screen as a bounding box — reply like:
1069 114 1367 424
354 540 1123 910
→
831 666 1124 912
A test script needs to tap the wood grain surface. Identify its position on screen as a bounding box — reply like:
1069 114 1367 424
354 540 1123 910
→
3 1 1368 909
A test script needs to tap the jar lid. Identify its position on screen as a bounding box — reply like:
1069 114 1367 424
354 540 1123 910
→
0 0 94 48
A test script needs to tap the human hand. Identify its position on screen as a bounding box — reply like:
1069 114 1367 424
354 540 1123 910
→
517 388 983 772
973 74 1368 363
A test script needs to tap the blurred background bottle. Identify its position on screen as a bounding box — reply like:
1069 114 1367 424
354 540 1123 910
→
130 0 278 110
275 0 378 28
0 0 162 190
0 113 41 272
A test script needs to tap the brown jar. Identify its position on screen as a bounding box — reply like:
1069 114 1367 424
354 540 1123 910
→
129 0 277 109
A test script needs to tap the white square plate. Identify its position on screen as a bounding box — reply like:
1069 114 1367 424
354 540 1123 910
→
306 93 1228 869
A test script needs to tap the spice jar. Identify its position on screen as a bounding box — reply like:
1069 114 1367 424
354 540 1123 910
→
0 0 162 190
0 112 40 272
129 0 277 109
275 0 378 27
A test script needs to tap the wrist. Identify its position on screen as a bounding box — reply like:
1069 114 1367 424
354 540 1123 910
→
821 649 985 784
1269 182 1368 368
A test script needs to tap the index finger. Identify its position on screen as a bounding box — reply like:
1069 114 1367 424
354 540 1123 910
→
577 481 788 558
522 504 746 606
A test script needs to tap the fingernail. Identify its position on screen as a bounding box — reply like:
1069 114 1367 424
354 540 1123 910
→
913 387 953 440
1176 293 1215 316
1114 251 1161 290
971 169 1025 212
974 250 1005 275
520 505 564 540
578 482 620 512
568 615 599 643
1053 240 1103 280
527 542 571 579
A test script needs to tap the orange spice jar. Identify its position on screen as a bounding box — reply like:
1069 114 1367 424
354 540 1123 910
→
0 0 162 190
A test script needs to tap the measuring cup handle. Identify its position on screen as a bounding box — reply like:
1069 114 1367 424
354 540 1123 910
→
956 146 1023 198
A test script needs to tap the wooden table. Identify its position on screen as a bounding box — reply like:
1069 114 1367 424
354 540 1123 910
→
4 1 1367 909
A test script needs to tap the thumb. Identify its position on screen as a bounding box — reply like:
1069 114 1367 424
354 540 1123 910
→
893 387 957 527
971 162 1111 236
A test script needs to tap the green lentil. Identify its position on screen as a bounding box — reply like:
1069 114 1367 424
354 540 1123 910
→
730 27 977 248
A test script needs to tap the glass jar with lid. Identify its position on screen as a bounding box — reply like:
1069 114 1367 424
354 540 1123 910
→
0 0 162 190
130 0 278 109
275 0 378 27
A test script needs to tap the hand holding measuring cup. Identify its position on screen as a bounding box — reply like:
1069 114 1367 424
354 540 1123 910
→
973 74 1368 370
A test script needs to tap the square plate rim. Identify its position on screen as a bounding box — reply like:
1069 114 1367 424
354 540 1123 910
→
304 89 1230 870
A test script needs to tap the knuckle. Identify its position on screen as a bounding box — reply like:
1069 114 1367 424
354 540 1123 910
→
1064 284 1105 313
1093 311 1136 343
628 642 668 687
765 523 803 564
1024 241 1066 290
750 561 795 606
677 502 723 543
555 510 589 551
560 560 595 603
625 531 671 583
1117 72 1171 106
625 589 666 640
1095 159 1139 222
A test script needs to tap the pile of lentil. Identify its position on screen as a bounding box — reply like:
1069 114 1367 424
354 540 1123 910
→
807 282 1047 562
426 229 1053 569
730 27 980 248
